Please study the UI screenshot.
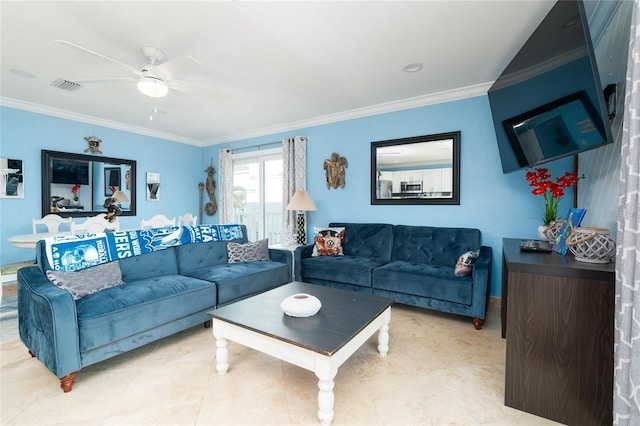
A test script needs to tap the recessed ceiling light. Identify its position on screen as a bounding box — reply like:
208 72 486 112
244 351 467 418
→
10 69 36 79
402 63 423 73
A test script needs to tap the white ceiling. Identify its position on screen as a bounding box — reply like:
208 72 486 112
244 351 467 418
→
0 1 556 147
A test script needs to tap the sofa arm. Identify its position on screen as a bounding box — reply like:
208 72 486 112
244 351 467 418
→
470 245 493 320
293 244 314 281
268 248 294 281
17 266 81 378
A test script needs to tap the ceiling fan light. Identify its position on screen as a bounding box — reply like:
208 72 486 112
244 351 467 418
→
137 77 168 98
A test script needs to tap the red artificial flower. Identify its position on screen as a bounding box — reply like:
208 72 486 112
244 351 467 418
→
70 184 81 194
525 167 578 225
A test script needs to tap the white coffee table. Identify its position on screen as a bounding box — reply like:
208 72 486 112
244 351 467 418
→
209 281 393 426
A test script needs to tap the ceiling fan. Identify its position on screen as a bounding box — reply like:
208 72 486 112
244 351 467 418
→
54 40 224 98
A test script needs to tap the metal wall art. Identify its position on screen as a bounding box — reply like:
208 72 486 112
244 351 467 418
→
0 158 24 198
84 136 103 154
323 152 348 189
204 160 217 215
146 172 160 201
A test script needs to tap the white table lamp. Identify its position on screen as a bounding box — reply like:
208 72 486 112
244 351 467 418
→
286 190 317 244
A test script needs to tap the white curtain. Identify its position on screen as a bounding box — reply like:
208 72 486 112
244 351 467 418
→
218 148 234 224
282 135 308 243
614 1 640 423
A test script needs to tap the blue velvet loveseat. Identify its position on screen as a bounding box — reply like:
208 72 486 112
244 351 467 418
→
17 224 292 392
295 222 492 329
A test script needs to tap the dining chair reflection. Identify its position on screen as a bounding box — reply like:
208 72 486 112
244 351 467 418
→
32 214 72 234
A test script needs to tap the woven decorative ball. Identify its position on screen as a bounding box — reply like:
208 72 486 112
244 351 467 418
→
566 227 615 263
281 293 321 317
545 220 565 243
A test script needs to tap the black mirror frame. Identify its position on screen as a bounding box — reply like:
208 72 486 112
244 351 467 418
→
41 150 136 218
371 131 461 205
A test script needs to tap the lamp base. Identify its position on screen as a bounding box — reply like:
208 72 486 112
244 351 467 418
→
296 213 306 244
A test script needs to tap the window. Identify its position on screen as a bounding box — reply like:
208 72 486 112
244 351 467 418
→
232 149 283 243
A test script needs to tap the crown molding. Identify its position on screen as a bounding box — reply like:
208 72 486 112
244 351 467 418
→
202 82 491 145
0 97 203 147
1 82 490 148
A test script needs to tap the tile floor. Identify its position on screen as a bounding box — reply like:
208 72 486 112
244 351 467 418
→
0 299 558 425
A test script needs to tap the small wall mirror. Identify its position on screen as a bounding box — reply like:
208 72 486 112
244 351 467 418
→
0 158 24 198
371 131 460 205
42 150 136 217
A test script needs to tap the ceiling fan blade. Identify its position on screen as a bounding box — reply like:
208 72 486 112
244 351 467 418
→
73 77 136 85
168 80 229 99
54 40 141 76
156 55 202 80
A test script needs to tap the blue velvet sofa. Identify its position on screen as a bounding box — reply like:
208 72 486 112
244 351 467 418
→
295 222 492 329
17 225 292 392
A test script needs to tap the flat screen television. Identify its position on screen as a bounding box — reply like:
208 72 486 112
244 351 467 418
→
51 157 90 185
488 0 614 174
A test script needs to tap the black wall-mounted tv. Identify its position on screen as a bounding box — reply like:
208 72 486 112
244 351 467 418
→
51 157 90 185
488 0 613 174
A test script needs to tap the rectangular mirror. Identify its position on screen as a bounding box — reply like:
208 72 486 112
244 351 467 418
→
42 150 136 217
371 131 460 205
0 158 24 198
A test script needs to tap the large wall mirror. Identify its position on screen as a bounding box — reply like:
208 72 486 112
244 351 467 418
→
371 131 460 205
42 150 136 217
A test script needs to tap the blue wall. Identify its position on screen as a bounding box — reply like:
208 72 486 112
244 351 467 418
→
0 107 203 264
1 95 582 299
203 95 578 298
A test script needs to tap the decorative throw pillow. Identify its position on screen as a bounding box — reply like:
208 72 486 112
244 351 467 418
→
46 261 124 300
454 250 480 277
311 227 345 257
227 239 270 263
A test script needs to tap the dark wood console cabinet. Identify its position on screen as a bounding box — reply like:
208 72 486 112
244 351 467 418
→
501 238 615 425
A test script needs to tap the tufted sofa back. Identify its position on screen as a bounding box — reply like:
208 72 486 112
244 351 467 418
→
391 225 480 267
329 222 393 261
175 224 249 275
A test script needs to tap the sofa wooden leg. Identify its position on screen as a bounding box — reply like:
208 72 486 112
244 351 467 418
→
472 318 483 330
28 350 35 357
60 372 76 393
204 319 212 329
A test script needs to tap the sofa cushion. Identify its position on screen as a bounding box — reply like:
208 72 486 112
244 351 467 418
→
227 239 270 263
391 225 481 267
301 255 387 288
176 238 246 275
119 248 179 281
46 261 124 300
312 227 345 257
75 274 216 351
328 223 393 261
184 262 290 305
454 250 480 277
373 261 473 305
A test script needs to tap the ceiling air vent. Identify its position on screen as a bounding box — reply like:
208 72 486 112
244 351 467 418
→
50 78 82 92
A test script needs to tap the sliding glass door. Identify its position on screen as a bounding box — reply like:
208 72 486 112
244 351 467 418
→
232 149 283 243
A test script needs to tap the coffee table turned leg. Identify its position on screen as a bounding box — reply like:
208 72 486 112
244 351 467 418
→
377 308 391 356
213 324 229 375
315 363 338 426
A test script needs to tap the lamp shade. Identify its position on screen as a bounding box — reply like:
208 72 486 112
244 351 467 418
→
111 190 130 203
286 190 316 211
137 77 169 98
